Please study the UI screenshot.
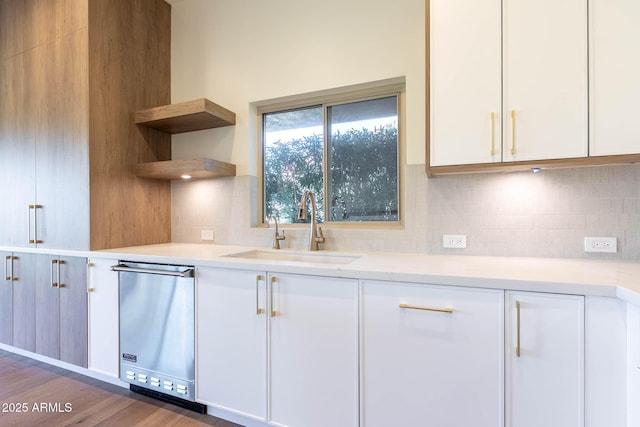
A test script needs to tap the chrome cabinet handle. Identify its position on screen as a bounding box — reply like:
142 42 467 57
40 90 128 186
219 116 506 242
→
399 303 453 314
51 259 59 287
111 265 195 278
516 300 521 357
256 275 264 315
270 276 278 317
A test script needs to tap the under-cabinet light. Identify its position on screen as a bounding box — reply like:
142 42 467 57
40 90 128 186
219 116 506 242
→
180 175 192 180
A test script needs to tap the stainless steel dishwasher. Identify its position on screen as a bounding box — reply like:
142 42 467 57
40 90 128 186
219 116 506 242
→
112 261 205 413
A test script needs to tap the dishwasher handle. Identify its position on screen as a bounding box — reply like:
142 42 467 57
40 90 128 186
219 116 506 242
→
111 264 195 278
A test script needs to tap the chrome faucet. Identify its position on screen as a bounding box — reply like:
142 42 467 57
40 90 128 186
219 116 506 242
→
267 216 286 249
298 190 325 251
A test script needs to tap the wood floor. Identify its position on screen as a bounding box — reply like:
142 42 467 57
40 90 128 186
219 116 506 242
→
0 350 241 427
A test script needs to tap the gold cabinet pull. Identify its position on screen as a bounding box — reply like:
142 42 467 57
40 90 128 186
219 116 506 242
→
86 261 94 293
490 112 496 155
51 259 59 287
270 276 278 317
27 204 43 244
256 275 264 315
4 255 11 281
510 110 516 155
516 300 521 357
399 303 453 314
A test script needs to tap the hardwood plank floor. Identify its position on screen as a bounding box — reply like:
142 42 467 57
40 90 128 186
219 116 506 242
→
0 350 242 427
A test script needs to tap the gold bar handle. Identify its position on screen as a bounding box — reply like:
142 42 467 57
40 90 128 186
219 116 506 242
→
510 110 516 155
270 276 278 317
28 205 35 244
516 300 521 357
399 303 453 313
256 275 264 315
4 255 10 281
490 112 495 155
51 259 59 288
86 262 94 293
58 259 65 288
28 204 43 244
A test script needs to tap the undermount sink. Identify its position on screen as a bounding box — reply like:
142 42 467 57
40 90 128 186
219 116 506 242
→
224 250 361 265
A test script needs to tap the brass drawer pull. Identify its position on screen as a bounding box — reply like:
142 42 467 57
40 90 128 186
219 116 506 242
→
399 303 453 314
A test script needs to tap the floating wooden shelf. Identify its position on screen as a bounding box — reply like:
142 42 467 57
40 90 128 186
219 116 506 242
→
135 98 236 134
135 158 237 180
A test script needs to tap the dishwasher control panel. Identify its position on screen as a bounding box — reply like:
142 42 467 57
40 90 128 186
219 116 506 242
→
121 364 195 401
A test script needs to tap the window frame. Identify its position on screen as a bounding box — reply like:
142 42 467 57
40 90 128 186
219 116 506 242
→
256 79 405 229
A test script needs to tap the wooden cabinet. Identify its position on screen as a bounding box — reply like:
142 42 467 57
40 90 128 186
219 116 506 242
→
0 252 15 345
196 268 358 427
0 0 172 250
87 258 120 378
505 291 584 427
34 255 88 367
361 280 503 427
196 268 267 421
589 0 640 156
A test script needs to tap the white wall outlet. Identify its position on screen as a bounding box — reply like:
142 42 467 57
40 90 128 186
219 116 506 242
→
201 230 215 241
584 236 617 253
443 234 467 249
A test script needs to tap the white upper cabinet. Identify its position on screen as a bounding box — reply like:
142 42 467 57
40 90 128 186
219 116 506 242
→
429 0 502 166
430 0 588 167
503 0 588 162
589 0 640 156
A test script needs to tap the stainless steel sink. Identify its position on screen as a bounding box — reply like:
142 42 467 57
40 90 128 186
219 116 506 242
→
223 250 360 265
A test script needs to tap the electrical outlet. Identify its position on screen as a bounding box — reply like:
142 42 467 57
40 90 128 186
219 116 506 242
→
443 234 467 249
584 236 617 253
201 230 215 241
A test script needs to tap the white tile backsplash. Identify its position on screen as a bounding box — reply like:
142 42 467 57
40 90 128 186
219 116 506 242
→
171 163 640 260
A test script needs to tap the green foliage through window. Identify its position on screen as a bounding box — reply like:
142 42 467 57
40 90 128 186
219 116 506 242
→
263 95 399 224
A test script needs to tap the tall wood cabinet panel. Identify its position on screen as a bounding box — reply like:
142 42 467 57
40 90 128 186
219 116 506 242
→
0 0 171 250
589 0 640 156
11 253 36 352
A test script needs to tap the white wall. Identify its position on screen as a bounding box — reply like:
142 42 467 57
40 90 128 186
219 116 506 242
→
169 0 426 175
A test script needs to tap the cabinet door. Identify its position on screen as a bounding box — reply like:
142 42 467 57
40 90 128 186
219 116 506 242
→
362 281 503 427
429 0 501 166
503 0 588 162
0 51 35 247
35 255 60 359
12 253 36 351
59 256 88 367
505 291 584 427
0 252 13 345
87 258 119 377
589 0 640 156
34 30 89 250
269 273 358 427
196 267 267 422
627 303 640 427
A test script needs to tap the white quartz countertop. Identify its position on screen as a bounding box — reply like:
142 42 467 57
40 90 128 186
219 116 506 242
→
87 243 640 305
4 243 640 305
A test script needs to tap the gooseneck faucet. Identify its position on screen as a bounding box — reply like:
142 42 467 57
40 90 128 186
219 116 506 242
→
298 190 325 251
267 216 286 249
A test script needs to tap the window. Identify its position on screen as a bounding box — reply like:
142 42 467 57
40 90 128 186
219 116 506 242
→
261 88 400 225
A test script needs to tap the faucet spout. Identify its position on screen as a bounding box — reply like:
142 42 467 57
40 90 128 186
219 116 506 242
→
267 216 285 249
298 190 325 251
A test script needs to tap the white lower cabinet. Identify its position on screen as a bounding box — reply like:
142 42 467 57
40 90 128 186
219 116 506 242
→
196 268 267 422
627 303 640 427
196 267 358 427
505 291 584 427
87 258 119 378
361 280 504 427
